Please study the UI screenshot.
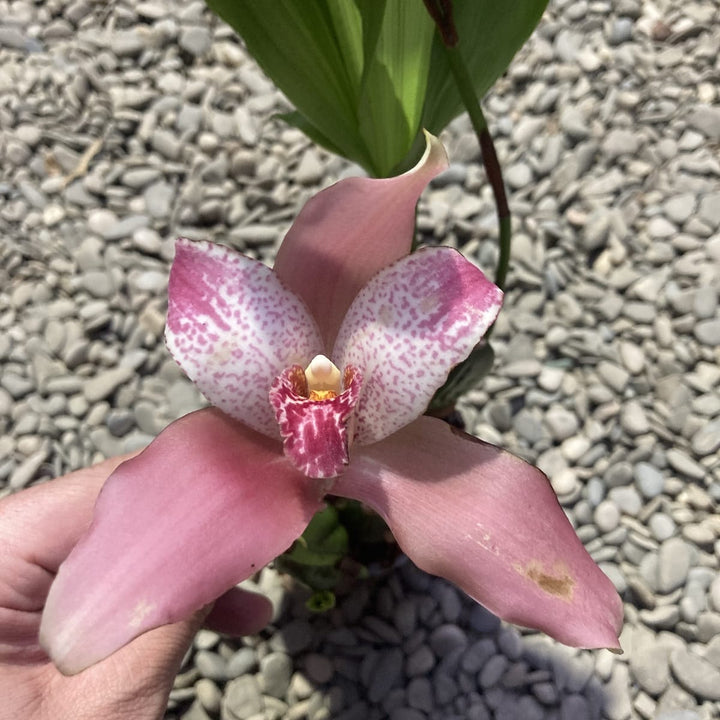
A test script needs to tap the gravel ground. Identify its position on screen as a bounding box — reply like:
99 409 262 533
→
1 0 719 718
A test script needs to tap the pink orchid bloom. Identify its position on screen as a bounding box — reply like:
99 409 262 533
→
40 135 622 674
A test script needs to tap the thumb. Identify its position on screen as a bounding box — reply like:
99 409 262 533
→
59 605 212 720
120 602 211 680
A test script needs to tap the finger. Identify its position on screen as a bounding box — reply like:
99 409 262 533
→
0 453 138 574
0 454 138 628
51 607 212 719
203 587 273 636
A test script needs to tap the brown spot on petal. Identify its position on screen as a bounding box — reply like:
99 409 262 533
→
516 560 575 601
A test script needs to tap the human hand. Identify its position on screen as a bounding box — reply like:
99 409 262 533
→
0 455 273 720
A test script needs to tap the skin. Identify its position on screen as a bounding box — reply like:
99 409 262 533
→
0 455 272 720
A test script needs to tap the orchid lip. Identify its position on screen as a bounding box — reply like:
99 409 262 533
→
269 361 362 479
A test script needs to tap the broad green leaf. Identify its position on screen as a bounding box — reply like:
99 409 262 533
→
423 0 549 133
207 0 436 177
326 0 365 88
275 506 349 591
356 0 435 176
207 0 373 168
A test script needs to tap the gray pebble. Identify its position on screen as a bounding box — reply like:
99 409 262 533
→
82 270 116 298
182 700 212 720
9 447 48 489
461 639 496 674
604 662 632 720
545 406 579 441
392 597 417 637
670 648 720 700
657 537 692 594
560 694 591 720
111 29 145 57
429 624 467 657
608 486 642 515
687 104 720 141
179 26 212 56
194 650 227 682
649 513 676 542
225 647 257 679
479 655 508 688
295 149 325 186
144 181 174 219
2 372 35 399
304 654 333 684
406 677 433 712
260 652 292 698
560 106 589 142
83 366 134 403
594 500 620 533
223 675 263 719
694 319 720 346
631 635 671 696
664 194 696 224
433 672 458 704
635 462 665 499
698 192 720 228
608 17 633 45
620 400 649 436
597 362 629 393
602 129 639 159
505 163 533 190
103 215 149 241
406 645 435 677
151 128 183 160
107 408 135 436
367 648 403 703
666 449 706 481
195 678 222 714
0 27 27 50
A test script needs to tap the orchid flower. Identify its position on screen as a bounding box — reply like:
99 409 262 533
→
40 135 622 675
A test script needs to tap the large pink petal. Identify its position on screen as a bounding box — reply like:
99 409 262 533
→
273 132 448 349
334 247 502 444
39 409 323 674
166 239 323 438
335 417 623 649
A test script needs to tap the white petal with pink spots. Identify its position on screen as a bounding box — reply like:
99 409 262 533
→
333 247 503 445
166 239 323 438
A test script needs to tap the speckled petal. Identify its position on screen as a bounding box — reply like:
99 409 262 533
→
269 365 362 478
273 132 448 349
334 417 623 650
39 409 323 674
165 239 323 438
334 247 502 444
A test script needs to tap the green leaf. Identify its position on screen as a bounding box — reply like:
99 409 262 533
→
280 505 349 568
207 0 438 177
355 0 435 176
306 590 336 612
423 0 549 133
207 0 373 169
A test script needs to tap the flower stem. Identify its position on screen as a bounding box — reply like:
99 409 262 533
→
423 0 512 293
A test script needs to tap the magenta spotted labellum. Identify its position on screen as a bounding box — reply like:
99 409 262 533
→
39 134 622 674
